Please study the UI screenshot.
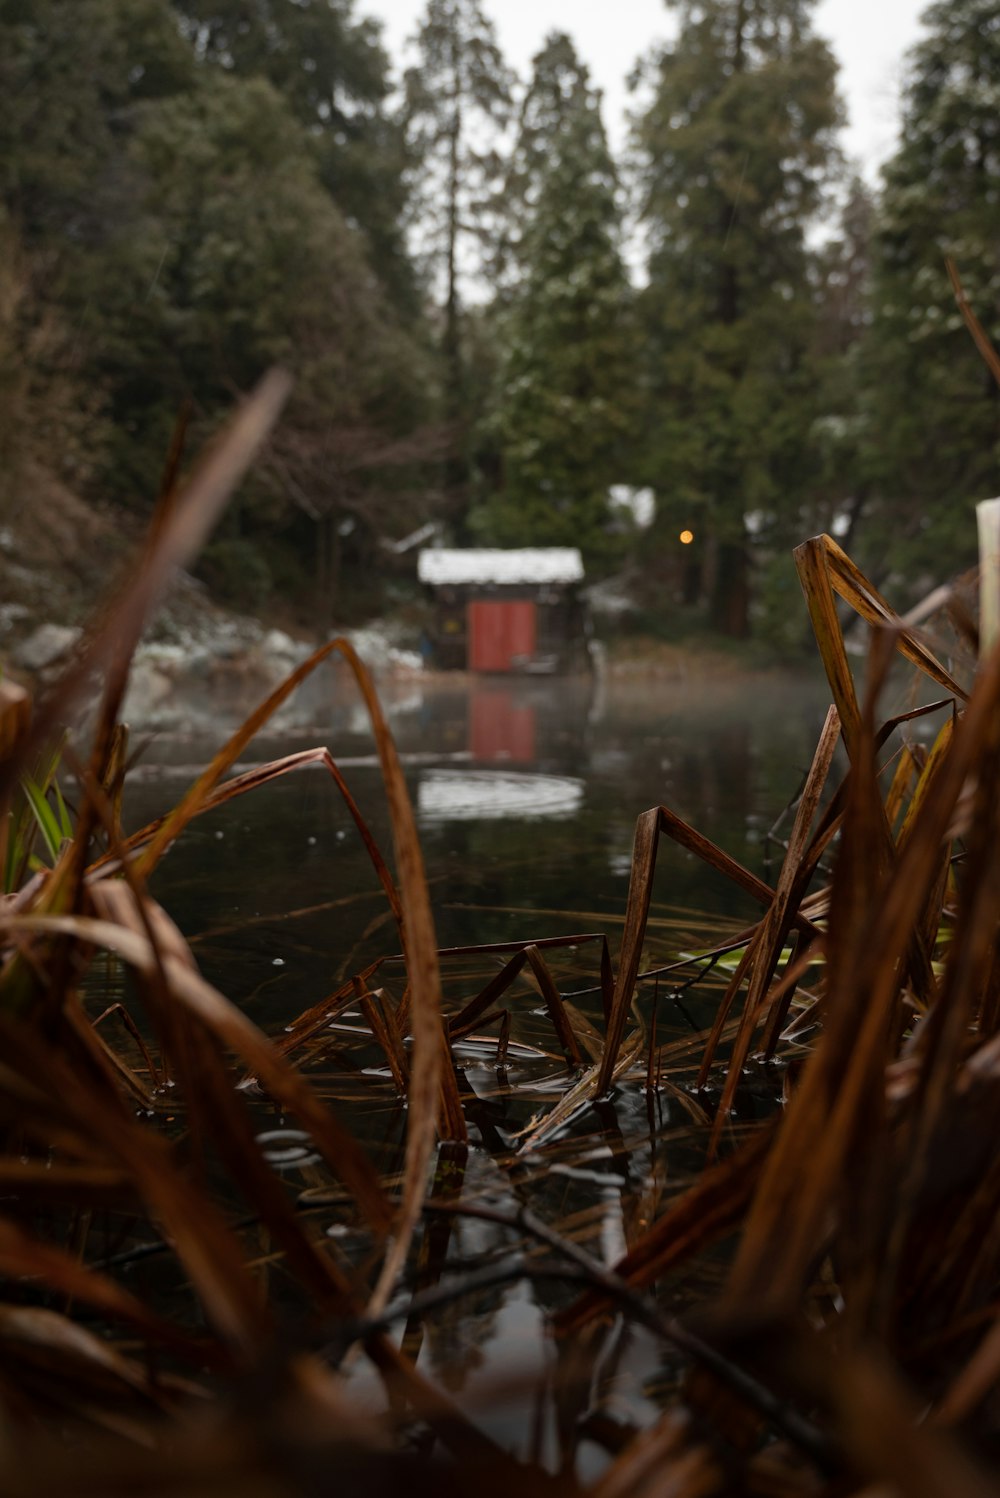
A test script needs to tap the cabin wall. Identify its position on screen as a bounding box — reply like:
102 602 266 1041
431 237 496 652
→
427 584 586 672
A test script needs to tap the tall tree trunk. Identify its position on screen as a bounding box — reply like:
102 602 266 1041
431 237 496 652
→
706 0 749 635
681 552 702 607
442 87 466 496
710 538 750 638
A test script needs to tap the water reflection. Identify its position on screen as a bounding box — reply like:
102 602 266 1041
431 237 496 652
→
418 769 585 822
325 1094 713 1466
125 666 834 1026
470 687 537 762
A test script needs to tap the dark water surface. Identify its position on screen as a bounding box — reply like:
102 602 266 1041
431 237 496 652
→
126 667 834 1021
120 665 836 1461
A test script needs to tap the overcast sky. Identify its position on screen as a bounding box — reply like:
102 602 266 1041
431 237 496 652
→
365 0 929 182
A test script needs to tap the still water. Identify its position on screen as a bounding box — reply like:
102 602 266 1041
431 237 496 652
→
122 664 836 1460
126 666 834 1022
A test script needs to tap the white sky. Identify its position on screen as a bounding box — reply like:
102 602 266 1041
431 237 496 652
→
364 0 929 182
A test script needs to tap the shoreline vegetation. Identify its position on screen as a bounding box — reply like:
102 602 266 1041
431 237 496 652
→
1 373 1000 1494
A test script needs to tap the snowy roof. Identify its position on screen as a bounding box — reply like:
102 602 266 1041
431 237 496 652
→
417 548 584 587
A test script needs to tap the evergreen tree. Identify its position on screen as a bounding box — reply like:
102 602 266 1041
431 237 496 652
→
0 0 199 497
0 0 438 617
863 0 1000 587
90 75 401 477
168 0 418 317
472 34 635 560
100 70 436 599
0 0 195 246
756 179 875 648
492 31 599 295
634 0 842 635
809 179 876 547
403 0 513 485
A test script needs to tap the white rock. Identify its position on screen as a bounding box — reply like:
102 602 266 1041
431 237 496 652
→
122 663 174 721
134 642 187 671
13 624 82 671
261 628 302 660
0 603 30 634
346 626 422 674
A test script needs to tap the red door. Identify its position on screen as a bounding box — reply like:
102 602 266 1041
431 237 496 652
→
467 600 536 672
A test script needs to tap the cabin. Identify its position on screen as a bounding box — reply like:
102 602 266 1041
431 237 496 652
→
417 548 587 672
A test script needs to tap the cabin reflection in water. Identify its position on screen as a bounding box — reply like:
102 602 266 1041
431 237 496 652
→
416 678 590 824
471 687 535 762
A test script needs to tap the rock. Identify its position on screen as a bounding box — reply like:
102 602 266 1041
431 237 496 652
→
346 625 422 674
0 603 30 635
209 618 262 660
13 624 82 671
133 642 187 674
261 627 302 661
122 663 175 723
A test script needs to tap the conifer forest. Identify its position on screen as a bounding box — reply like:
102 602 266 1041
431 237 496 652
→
4 0 999 641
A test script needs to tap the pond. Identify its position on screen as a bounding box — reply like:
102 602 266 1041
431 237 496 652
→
126 666 835 1017
118 663 838 1462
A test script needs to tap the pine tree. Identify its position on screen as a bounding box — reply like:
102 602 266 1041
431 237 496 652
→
107 70 436 599
0 0 199 495
634 0 842 635
0 0 195 245
809 179 876 548
863 0 1000 587
472 33 635 560
755 179 875 649
168 0 418 316
0 0 438 617
492 31 599 296
403 0 513 485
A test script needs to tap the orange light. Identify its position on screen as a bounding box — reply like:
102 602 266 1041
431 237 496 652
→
679 529 694 545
